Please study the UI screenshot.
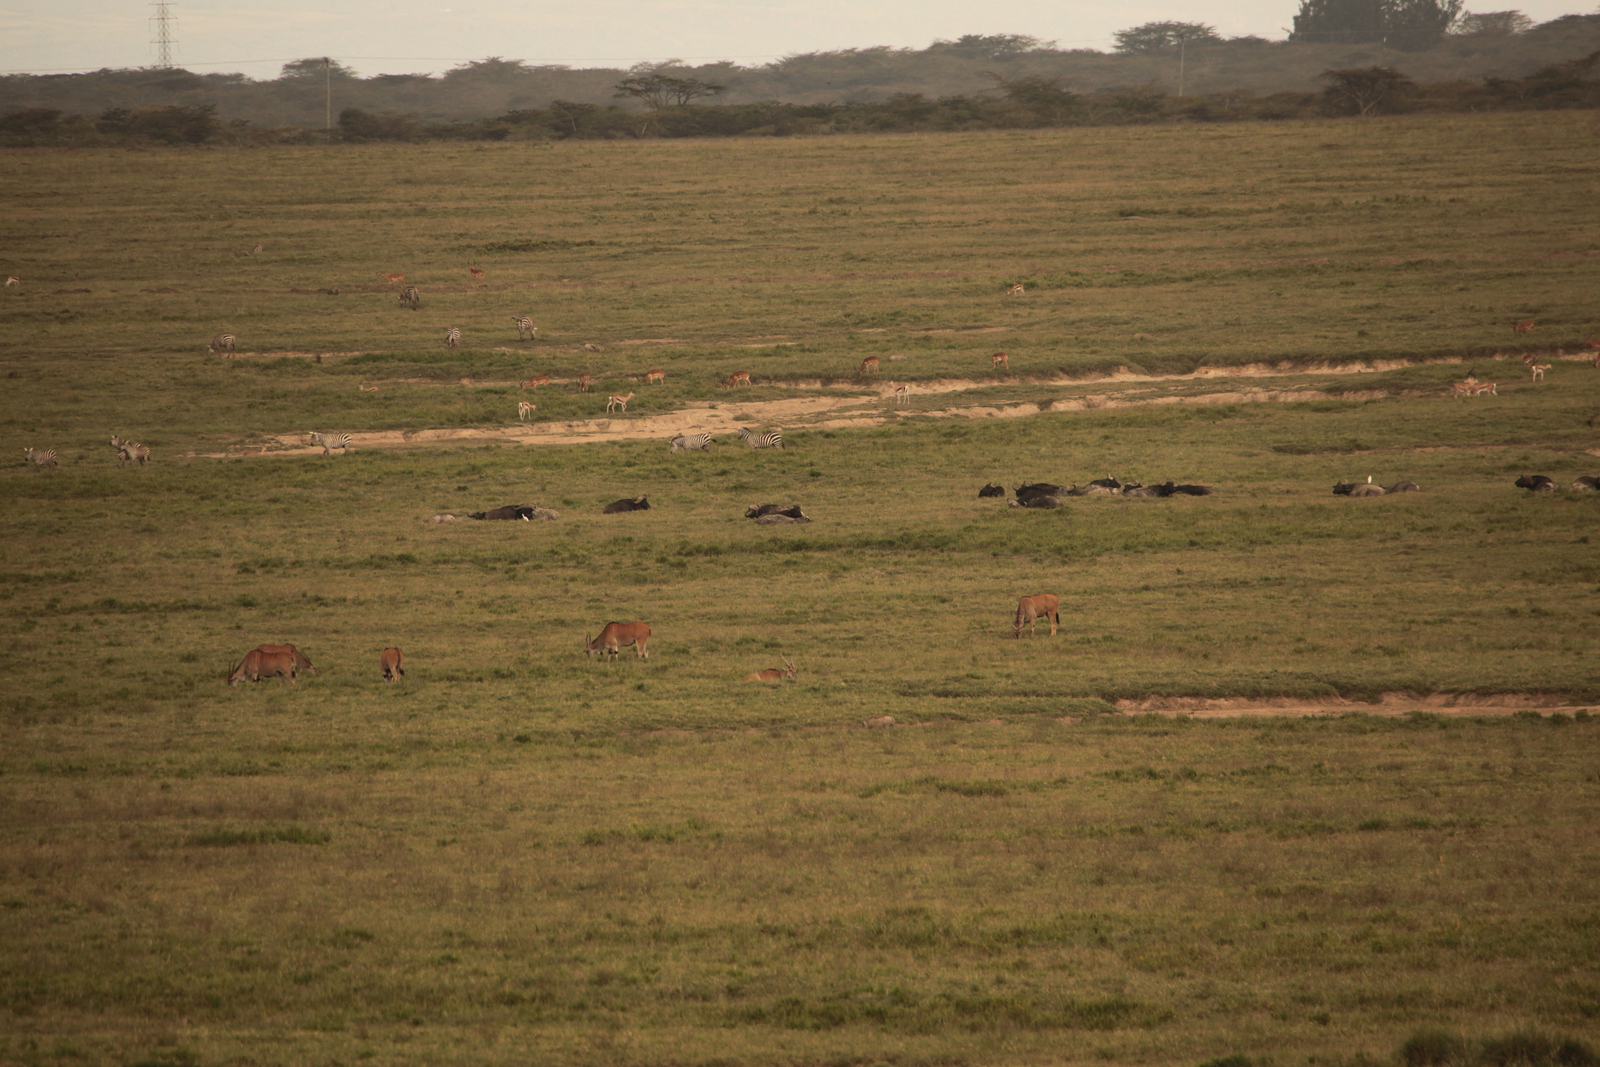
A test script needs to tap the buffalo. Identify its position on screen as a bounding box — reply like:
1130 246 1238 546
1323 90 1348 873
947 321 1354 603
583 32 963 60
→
1014 482 1064 503
1009 495 1063 509
1572 476 1600 491
1515 474 1556 492
602 496 650 514
977 483 1006 498
1383 480 1421 493
756 513 812 525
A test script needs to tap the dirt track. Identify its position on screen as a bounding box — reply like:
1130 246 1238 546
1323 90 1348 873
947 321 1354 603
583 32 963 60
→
208 350 1594 458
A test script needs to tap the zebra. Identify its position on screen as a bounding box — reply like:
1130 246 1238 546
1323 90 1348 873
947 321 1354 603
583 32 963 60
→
24 447 57 471
208 333 236 355
445 326 460 350
737 426 784 450
398 286 421 311
307 431 351 455
670 433 714 454
110 435 150 467
514 316 537 341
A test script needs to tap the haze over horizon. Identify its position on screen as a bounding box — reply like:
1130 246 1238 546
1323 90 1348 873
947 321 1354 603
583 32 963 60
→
2 0 1595 78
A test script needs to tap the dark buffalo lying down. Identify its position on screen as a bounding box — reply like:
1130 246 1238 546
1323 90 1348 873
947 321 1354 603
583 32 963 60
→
1515 474 1556 492
1014 482 1064 503
745 503 808 519
603 495 651 513
978 483 1006 498
471 504 534 520
1009 495 1063 509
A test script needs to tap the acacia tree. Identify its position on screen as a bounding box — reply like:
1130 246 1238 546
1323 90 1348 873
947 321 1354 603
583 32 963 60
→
613 71 727 110
1112 21 1222 54
1452 9 1534 35
1321 65 1416 114
278 57 356 79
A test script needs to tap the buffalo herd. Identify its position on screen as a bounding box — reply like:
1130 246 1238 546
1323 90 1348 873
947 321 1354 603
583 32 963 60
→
993 477 1214 508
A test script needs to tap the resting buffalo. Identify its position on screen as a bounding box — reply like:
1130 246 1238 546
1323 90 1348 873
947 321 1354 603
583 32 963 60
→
1065 483 1117 496
978 483 1006 498
1383 481 1420 493
1087 475 1122 490
1515 474 1556 492
1009 495 1063 509
603 495 651 513
1572 476 1600 491
755 513 813 525
1014 482 1064 503
470 504 536 520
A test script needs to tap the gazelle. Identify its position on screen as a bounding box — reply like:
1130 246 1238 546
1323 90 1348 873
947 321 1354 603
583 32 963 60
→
645 369 665 385
4 276 18 287
1530 363 1552 381
893 383 912 407
577 372 592 393
606 391 635 413
1513 319 1535 333
723 371 751 389
744 655 797 682
378 273 404 284
859 356 879 375
518 400 536 421
1006 283 1025 295
521 375 550 390
358 383 379 392
468 264 484 283
991 351 1009 369
1473 381 1498 396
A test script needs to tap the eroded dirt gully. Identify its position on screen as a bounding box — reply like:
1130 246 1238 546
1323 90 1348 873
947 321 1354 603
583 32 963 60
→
210 350 1592 458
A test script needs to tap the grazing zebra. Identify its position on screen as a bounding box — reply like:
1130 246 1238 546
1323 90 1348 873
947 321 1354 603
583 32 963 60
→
445 326 460 350
307 431 351 455
208 333 236 355
737 426 784 450
110 435 150 467
398 286 421 311
514 316 537 341
670 433 714 454
24 447 57 471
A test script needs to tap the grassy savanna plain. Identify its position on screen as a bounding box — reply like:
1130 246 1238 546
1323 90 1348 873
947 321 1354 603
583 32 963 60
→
2 112 1600 1066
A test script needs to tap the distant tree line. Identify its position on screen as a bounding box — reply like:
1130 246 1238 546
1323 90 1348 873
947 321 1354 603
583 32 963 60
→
3 50 1595 148
0 13 1597 146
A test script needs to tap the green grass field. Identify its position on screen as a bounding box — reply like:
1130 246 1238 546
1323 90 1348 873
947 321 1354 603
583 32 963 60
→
2 112 1599 1066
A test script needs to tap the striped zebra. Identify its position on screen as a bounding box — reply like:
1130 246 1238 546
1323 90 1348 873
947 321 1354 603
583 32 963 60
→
445 326 460 350
110 435 150 467
208 333 236 355
24 447 57 471
307 431 351 455
737 426 784 451
669 433 714 454
398 286 421 311
514 316 537 341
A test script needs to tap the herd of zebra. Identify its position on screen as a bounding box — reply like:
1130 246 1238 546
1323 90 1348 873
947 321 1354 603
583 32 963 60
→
21 436 150 473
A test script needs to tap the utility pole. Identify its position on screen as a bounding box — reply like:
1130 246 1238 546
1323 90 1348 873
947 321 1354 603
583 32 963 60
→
325 56 333 141
149 1 176 69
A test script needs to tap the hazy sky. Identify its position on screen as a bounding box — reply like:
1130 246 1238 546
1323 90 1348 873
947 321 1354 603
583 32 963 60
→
2 0 1593 77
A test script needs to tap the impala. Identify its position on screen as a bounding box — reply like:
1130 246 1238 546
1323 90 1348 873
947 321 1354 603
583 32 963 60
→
859 356 879 375
1513 319 1534 333
521 375 550 390
645 369 665 385
468 264 484 282
378 273 404 284
379 647 405 682
723 371 751 388
991 351 1009 369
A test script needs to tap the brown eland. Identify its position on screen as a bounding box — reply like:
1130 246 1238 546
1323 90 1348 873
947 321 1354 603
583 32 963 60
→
586 622 651 660
1014 594 1060 638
